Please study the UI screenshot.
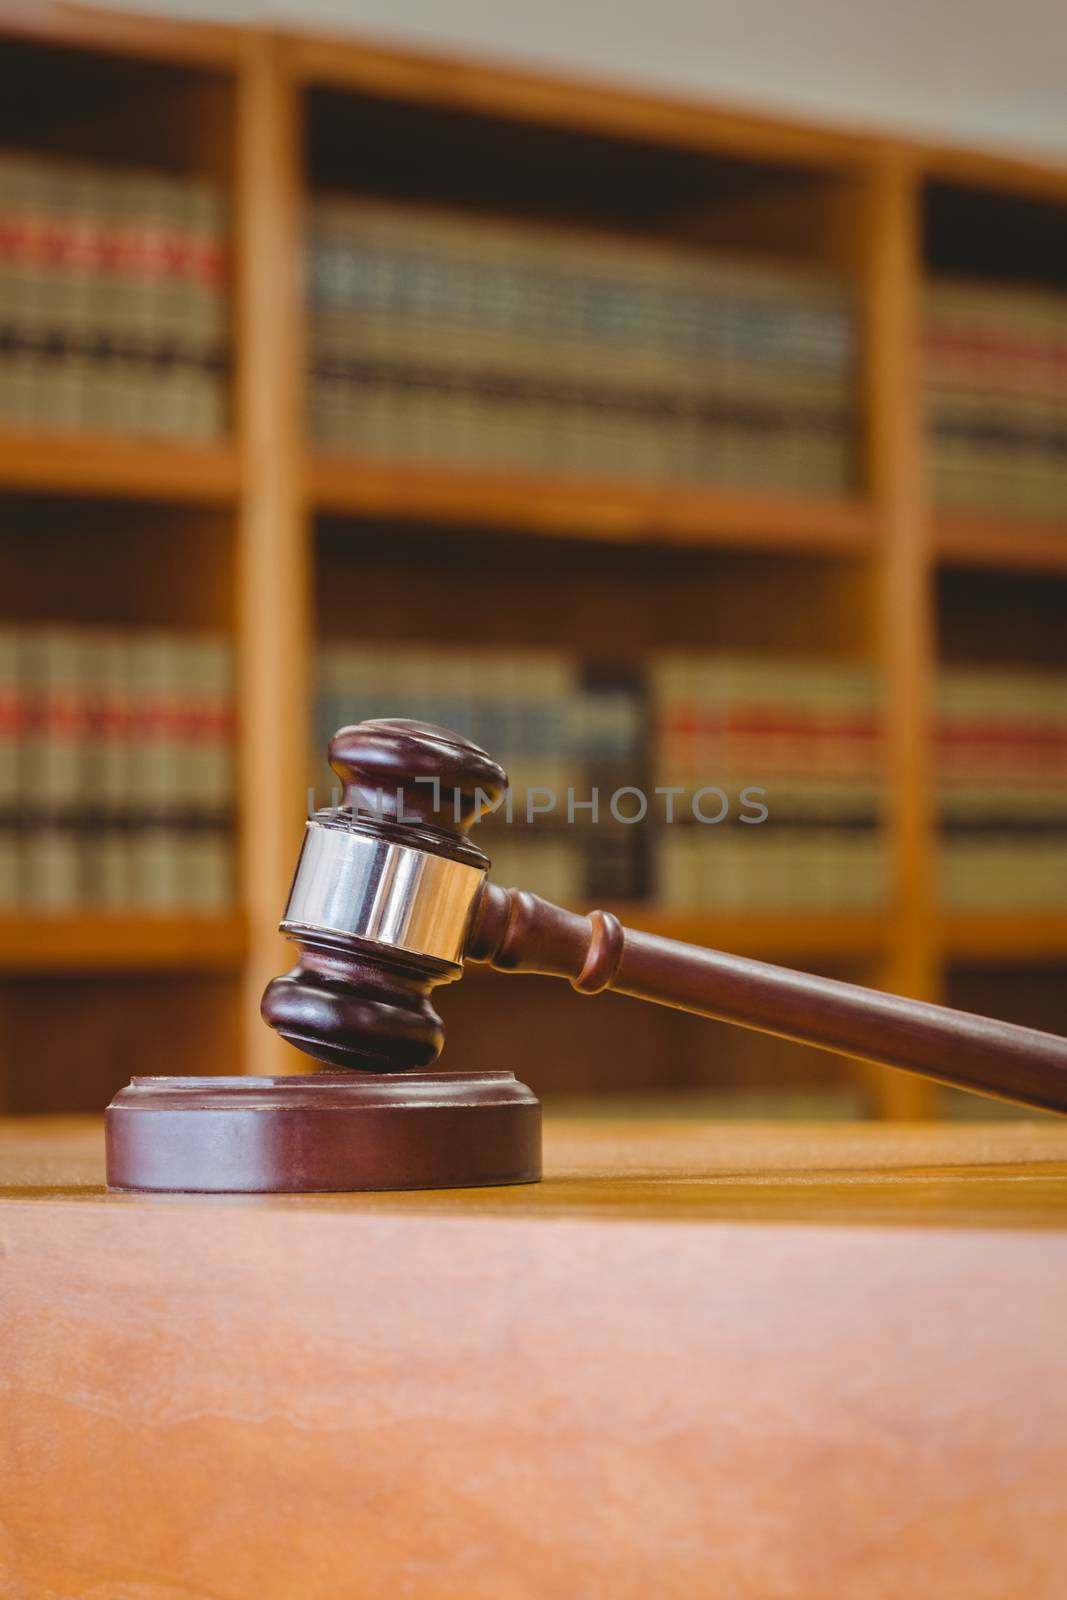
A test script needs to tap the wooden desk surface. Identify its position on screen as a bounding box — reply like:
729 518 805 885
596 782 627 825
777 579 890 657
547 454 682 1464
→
3 1115 1067 1599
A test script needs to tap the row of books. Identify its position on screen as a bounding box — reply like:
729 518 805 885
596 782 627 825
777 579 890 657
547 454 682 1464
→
316 643 647 901
315 644 887 912
938 665 1067 910
0 151 228 439
652 660 1067 913
0 625 234 910
658 827 887 913
3 627 1062 915
926 279 1067 517
317 645 1067 915
317 643 641 800
2 148 1062 522
650 654 885 911
308 198 858 493
1 146 1064 523
650 655 882 811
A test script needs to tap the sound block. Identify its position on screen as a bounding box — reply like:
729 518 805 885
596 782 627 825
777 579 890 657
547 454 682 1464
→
105 1071 541 1193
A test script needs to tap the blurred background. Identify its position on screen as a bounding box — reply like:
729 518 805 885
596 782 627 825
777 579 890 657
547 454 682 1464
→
1 1 1064 1121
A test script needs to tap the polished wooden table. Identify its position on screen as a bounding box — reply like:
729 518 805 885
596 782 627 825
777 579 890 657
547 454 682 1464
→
2 1114 1067 1599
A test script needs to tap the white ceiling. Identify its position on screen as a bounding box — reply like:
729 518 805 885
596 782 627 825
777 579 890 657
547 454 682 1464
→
101 0 1067 158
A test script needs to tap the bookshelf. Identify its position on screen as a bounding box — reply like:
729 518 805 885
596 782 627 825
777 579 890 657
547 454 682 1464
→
0 11 252 1111
0 9 1065 1119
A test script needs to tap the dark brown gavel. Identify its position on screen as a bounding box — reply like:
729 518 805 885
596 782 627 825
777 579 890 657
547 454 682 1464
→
263 718 1067 1115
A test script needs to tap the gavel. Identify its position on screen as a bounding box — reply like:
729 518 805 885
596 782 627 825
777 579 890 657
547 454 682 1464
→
106 718 1067 1194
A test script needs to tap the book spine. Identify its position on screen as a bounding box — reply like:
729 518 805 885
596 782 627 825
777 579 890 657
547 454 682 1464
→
18 626 84 909
0 624 19 908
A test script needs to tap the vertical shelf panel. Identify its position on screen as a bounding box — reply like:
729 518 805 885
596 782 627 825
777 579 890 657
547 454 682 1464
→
862 156 940 1117
235 41 310 1074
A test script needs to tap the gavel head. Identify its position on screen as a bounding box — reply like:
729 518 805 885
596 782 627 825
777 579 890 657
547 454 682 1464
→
261 719 507 1072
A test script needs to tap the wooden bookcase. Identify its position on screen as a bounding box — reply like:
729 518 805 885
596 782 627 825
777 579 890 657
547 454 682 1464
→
0 7 1064 1116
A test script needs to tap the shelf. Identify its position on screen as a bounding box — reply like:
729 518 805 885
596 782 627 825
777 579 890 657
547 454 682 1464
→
935 513 1067 574
0 913 247 973
3 6 252 67
940 913 1067 964
287 30 876 170
919 146 1067 206
310 456 878 553
0 430 241 506
593 907 889 961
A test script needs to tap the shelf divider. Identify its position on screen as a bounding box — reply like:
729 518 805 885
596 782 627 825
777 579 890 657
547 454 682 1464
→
235 39 312 1076
862 155 942 1118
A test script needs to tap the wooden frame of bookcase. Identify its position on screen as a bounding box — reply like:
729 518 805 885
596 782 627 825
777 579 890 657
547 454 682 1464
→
0 6 1065 1117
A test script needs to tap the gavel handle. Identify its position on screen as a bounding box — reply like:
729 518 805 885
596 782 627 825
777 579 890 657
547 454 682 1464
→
467 884 1067 1114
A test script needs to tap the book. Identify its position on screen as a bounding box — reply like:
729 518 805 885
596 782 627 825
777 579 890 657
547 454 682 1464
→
0 625 18 908
17 626 83 909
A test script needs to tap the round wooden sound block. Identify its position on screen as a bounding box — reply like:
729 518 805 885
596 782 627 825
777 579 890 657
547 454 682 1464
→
105 1072 542 1193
